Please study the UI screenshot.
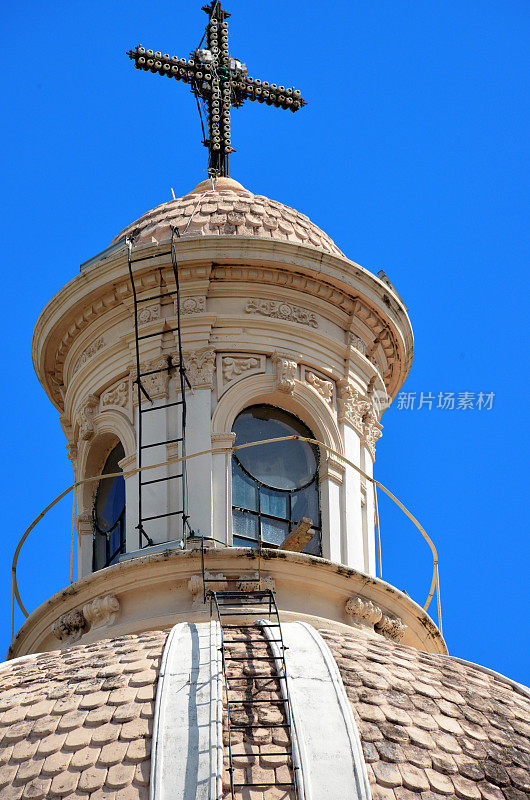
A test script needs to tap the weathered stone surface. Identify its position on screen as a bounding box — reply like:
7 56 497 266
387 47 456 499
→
319 626 530 800
0 631 166 800
0 621 528 800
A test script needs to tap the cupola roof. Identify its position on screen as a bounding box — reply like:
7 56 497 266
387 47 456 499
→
113 177 345 257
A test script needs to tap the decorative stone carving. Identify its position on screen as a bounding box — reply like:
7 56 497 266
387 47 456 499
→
363 409 383 459
52 610 88 643
137 304 161 325
101 380 129 408
133 357 169 400
185 349 216 389
216 354 266 397
337 381 369 434
83 595 120 630
179 296 206 315
337 381 383 456
305 371 333 404
272 353 297 394
348 332 367 355
238 574 275 592
245 299 318 328
77 511 93 538
188 573 227 607
66 443 78 472
73 337 105 373
77 394 99 441
222 355 259 383
211 432 237 453
345 595 383 626
376 613 407 642
345 596 406 641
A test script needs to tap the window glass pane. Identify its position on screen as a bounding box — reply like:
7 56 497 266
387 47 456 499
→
233 535 259 549
95 443 125 532
233 405 318 490
261 486 288 519
292 481 320 527
232 460 258 511
303 530 322 556
232 509 259 543
94 443 126 571
261 517 289 546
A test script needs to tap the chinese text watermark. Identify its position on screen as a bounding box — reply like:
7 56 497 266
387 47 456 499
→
394 391 495 411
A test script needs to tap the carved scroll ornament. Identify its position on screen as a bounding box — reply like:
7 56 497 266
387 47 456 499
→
222 356 259 383
77 395 99 441
305 371 333 405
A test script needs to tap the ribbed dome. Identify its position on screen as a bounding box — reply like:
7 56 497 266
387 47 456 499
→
113 177 344 257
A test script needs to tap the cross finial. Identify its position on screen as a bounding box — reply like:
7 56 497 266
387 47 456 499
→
127 1 307 178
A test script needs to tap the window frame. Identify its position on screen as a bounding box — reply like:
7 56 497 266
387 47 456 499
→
231 405 322 553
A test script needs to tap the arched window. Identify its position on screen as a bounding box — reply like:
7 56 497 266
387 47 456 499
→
232 405 321 555
93 442 126 571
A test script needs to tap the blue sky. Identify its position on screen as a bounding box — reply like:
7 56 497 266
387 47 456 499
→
2 1 528 682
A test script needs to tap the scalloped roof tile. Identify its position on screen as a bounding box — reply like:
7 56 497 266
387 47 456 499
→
0 625 528 799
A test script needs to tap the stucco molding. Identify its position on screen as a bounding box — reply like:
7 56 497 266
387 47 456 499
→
33 236 413 413
245 298 318 328
185 348 216 390
132 356 170 400
303 369 334 406
179 295 206 315
216 353 265 398
83 595 120 630
51 610 89 644
100 379 129 410
77 394 99 442
376 612 408 642
211 373 344 462
73 337 105 374
9 549 446 660
271 352 298 394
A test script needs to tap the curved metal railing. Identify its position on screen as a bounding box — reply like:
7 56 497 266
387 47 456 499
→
11 436 442 641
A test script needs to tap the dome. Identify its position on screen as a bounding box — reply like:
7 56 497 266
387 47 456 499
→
1 625 528 799
113 177 345 257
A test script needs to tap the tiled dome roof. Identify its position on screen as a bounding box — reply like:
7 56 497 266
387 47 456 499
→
321 626 530 800
0 630 165 800
113 177 345 257
0 625 528 799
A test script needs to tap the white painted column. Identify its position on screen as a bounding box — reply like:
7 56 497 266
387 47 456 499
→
341 424 364 571
185 389 213 539
77 512 93 579
211 432 235 545
361 446 376 576
319 458 343 563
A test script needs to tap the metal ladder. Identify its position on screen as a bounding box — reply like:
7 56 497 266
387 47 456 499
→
202 539 299 798
126 228 192 550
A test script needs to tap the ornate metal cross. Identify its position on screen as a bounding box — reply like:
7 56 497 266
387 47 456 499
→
127 1 307 178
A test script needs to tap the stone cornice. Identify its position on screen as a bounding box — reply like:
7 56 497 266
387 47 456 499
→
8 548 445 661
32 236 413 412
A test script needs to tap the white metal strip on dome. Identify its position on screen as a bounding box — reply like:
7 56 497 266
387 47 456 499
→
150 622 223 800
261 620 372 800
